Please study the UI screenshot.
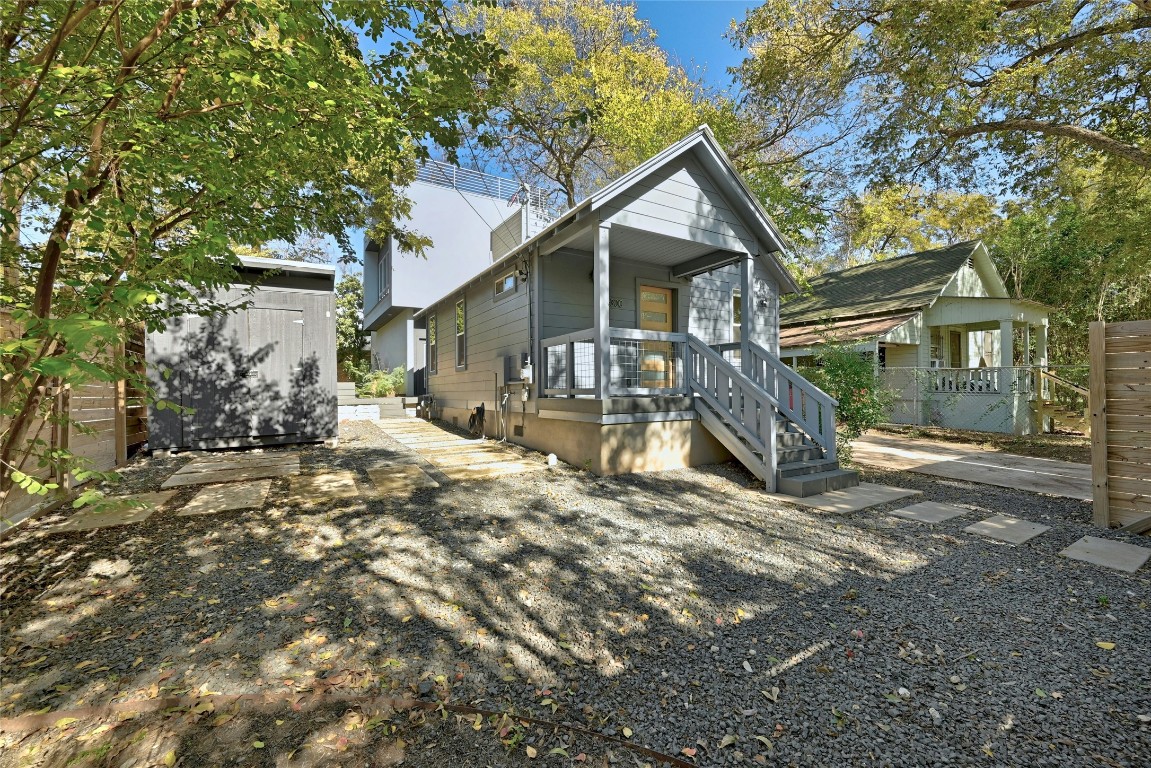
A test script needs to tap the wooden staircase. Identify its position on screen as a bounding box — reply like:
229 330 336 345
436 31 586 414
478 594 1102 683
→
686 336 858 496
1039 370 1091 435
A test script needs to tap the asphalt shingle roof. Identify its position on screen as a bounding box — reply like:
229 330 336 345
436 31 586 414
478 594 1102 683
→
780 241 982 327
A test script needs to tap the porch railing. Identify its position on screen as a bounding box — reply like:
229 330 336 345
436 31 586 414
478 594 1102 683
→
686 338 777 462
879 367 1034 395
541 328 688 397
541 329 596 397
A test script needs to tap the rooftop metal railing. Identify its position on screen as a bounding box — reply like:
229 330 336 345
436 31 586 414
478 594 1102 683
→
415 160 550 210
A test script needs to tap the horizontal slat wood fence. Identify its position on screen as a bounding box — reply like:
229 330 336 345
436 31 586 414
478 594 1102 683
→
1 318 148 522
1090 319 1151 530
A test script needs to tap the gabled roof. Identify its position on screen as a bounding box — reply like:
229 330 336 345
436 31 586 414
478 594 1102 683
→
780 241 984 327
416 126 800 319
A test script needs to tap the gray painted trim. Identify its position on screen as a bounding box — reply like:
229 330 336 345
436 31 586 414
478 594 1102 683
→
672 249 741 278
593 224 611 399
537 409 697 425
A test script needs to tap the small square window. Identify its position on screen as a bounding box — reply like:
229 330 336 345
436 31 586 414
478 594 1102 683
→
495 272 516 298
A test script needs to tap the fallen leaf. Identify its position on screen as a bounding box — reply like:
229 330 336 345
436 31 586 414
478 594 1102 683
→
719 734 737 748
303 616 318 623
549 747 569 756
472 713 482 731
755 735 773 749
622 727 633 738
252 741 265 749
525 745 537 758
1034 688 1047 698
1096 642 1116 650
163 750 177 767
54 717 78 729
574 754 587 762
681 747 697 757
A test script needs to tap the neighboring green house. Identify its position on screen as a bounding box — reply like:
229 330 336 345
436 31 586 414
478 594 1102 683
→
779 241 1053 435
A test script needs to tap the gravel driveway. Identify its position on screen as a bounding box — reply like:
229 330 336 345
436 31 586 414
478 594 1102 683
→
2 419 1148 767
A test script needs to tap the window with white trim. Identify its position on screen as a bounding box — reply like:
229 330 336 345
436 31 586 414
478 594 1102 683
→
732 290 742 343
494 271 516 299
455 298 466 369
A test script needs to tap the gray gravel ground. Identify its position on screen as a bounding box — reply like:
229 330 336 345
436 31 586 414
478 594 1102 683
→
2 419 1149 767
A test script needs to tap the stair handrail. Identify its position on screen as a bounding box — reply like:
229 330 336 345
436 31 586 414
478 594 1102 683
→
685 336 779 456
745 341 838 463
1039 369 1089 398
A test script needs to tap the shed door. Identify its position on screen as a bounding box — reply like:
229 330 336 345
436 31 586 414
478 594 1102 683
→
184 312 254 441
248 307 303 436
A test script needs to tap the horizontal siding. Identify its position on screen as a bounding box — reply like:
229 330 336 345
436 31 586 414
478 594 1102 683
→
491 209 521 258
426 267 531 408
541 252 593 339
690 264 739 345
602 155 756 253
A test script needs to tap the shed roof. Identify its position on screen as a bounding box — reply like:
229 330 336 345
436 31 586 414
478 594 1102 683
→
780 241 982 327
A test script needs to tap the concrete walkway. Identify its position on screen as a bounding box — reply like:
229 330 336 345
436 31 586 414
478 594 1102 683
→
852 433 1092 501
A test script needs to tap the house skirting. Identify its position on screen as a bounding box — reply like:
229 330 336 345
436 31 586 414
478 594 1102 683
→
434 402 732 476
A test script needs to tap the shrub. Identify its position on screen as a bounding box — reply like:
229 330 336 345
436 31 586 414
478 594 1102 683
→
798 340 894 465
357 366 406 398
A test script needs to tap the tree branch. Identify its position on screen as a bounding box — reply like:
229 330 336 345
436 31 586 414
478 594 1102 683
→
942 119 1151 168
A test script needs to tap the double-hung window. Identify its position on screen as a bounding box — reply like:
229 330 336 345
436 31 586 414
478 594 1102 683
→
732 290 742 343
427 313 437 375
455 298 467 369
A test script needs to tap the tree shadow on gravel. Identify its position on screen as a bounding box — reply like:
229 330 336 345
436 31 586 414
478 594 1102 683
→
3 431 1145 766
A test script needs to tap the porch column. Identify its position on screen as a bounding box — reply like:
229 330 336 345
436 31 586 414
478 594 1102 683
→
1035 320 1048 368
739 254 752 375
593 223 611 399
998 319 1013 369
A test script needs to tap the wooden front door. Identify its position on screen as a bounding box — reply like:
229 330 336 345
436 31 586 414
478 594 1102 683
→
638 285 675 389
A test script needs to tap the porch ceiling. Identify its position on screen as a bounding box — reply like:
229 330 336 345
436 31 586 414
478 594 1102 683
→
564 225 724 267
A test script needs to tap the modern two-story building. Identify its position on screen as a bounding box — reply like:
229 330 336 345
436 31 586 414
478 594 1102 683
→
362 161 550 394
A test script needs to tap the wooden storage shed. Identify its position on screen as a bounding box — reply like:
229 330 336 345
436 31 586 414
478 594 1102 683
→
147 257 338 452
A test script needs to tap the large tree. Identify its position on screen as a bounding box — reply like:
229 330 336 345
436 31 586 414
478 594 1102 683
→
453 0 704 209
0 0 503 508
734 0 1151 187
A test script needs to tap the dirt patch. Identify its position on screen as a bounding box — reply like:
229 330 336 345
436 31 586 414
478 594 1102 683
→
873 424 1091 464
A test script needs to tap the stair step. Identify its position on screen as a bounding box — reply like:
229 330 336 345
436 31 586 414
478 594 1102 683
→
777 445 824 463
775 420 802 434
778 468 860 498
777 459 839 478
776 431 810 447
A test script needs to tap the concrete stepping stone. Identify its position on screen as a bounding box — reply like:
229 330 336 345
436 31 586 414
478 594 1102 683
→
764 482 920 514
43 491 177 532
286 471 362 503
427 450 521 467
964 514 1050 545
1059 536 1150 573
438 461 543 482
367 465 440 493
178 479 272 516
161 454 300 488
891 501 968 524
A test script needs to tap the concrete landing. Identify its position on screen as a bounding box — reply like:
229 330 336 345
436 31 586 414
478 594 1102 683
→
1059 536 1150 573
178 480 272 516
964 514 1050 545
765 482 921 514
44 491 177 532
853 434 1091 501
891 501 968 524
372 420 545 483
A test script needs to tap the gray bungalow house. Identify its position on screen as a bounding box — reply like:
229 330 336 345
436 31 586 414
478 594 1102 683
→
414 127 855 496
779 241 1054 434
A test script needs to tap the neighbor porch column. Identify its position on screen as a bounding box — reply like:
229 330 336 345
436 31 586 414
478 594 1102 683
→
998 319 1014 369
740 254 752 376
593 223 611 399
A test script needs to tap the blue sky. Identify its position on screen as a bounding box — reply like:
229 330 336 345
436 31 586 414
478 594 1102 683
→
634 0 755 89
338 1 761 268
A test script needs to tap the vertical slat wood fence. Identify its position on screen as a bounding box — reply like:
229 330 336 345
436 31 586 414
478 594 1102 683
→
1089 319 1151 530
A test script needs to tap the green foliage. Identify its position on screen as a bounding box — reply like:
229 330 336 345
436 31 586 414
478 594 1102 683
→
988 159 1151 366
358 367 407 398
834 185 1000 266
0 1 504 504
454 0 705 209
798 339 894 465
335 272 369 374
